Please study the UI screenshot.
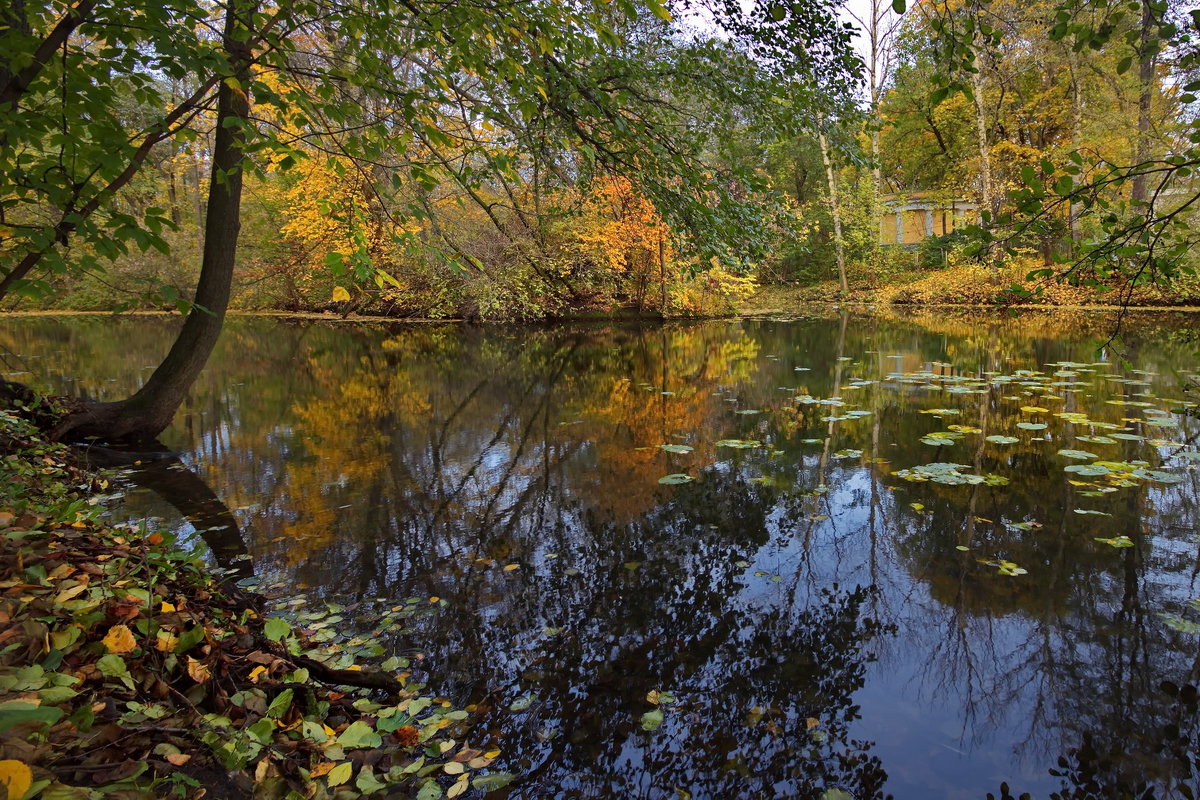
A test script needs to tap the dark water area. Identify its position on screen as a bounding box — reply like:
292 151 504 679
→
3 310 1200 800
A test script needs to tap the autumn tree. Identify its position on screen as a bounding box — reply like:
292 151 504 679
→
1 0 859 441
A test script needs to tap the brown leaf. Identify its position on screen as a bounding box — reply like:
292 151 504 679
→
186 657 211 683
165 753 191 766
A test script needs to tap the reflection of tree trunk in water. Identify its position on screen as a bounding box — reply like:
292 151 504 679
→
961 331 993 548
84 446 251 578
809 312 848 545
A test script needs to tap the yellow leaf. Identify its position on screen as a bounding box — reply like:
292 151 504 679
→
249 665 268 683
155 632 179 652
102 624 136 654
161 601 177 613
0 760 32 800
54 583 87 603
502 563 520 572
448 777 470 798
443 762 465 775
331 286 351 302
327 761 353 786
165 753 191 766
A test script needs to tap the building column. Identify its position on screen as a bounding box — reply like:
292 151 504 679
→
925 208 934 237
895 209 904 244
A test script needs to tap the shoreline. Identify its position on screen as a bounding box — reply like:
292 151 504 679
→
1 300 1199 325
0 407 505 799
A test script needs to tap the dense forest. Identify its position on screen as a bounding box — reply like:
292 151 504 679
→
1 0 1198 324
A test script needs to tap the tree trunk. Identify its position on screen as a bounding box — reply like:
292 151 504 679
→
970 67 993 221
1130 0 1157 206
1068 49 1084 252
51 0 254 443
818 127 848 293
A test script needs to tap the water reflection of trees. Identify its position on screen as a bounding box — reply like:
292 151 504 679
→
5 313 1200 797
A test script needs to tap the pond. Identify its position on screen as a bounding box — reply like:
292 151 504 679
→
3 310 1199 799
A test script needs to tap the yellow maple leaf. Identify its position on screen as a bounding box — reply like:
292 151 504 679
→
102 624 136 654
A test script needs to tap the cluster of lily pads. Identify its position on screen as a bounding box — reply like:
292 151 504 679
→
645 357 1198 583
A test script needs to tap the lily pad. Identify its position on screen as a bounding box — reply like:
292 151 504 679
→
985 435 1020 444
1094 536 1134 548
1016 422 1048 431
658 444 694 454
1064 464 1110 476
1057 449 1099 460
657 473 694 485
715 439 760 449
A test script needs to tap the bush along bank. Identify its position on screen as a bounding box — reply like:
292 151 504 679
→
0 407 509 800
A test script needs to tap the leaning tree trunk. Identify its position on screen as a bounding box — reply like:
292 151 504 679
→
51 0 254 443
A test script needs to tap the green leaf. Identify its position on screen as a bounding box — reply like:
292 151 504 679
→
645 0 672 22
640 709 665 731
173 625 206 654
657 473 694 485
891 0 905 13
266 688 293 719
337 720 382 749
471 773 516 792
0 706 65 732
263 617 290 643
417 779 444 800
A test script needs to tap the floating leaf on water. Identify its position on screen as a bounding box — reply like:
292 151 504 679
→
1075 436 1117 444
1006 521 1042 532
1057 449 1099 460
658 444 694 454
1020 406 1050 413
1132 468 1184 484
509 696 534 711
1176 451 1200 462
910 503 924 511
947 425 982 434
1064 464 1110 476
985 435 1020 444
920 433 959 446
640 709 665 731
1016 422 1048 431
833 449 863 458
1074 509 1112 516
734 560 750 568
734 409 762 415
955 545 970 551
895 462 997 486
919 409 960 416
715 439 760 449
1095 536 1134 548
658 473 694 484
820 790 856 800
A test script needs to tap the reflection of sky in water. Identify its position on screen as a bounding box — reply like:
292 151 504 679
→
3 311 1200 799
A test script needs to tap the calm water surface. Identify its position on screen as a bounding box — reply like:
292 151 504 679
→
3 311 1200 800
